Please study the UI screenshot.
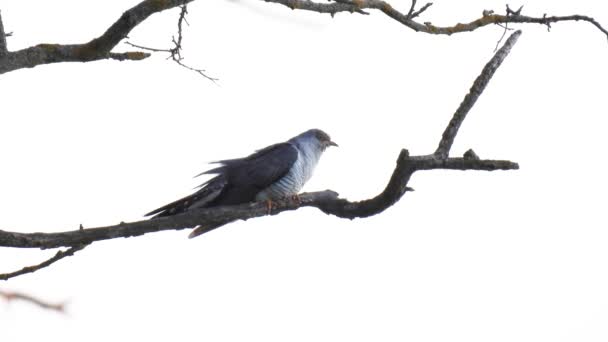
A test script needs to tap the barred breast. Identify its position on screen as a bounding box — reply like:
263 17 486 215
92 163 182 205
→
255 141 322 201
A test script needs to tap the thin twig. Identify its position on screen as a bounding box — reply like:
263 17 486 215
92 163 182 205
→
125 4 217 81
409 2 432 19
173 58 218 82
0 244 88 281
406 0 417 18
493 5 522 51
0 290 65 313
124 41 172 53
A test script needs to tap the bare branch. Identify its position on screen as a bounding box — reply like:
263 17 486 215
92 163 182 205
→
124 41 173 53
407 1 433 20
0 290 65 313
406 0 417 18
0 155 517 249
0 10 8 56
0 32 521 279
0 0 195 74
435 30 522 158
266 0 608 39
126 4 218 81
1 1 606 75
0 244 88 281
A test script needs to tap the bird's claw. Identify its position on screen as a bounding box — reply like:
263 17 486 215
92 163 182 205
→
291 194 302 205
265 200 274 215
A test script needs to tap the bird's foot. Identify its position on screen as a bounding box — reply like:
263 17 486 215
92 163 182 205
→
265 200 274 215
291 194 302 205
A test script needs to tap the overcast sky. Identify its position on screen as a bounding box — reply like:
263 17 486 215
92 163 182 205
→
1 0 607 341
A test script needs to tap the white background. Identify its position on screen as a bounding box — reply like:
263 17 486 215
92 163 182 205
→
1 0 607 341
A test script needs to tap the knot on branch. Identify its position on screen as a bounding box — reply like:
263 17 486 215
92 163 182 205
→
398 148 410 162
463 149 480 160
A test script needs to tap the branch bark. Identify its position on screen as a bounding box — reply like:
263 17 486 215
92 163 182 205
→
0 31 522 279
0 155 518 251
436 30 521 158
0 244 88 281
0 1 606 75
266 0 608 38
0 11 8 56
0 0 197 74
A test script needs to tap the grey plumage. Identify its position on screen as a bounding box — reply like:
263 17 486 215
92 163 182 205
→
145 129 337 238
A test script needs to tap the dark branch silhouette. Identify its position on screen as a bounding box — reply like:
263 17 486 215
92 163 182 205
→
0 2 606 75
0 244 88 281
0 31 522 280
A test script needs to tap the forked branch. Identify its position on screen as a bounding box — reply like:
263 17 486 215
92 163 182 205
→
0 0 196 74
0 31 522 280
0 1 605 75
0 244 88 281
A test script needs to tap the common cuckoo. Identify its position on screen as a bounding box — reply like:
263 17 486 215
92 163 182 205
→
146 129 337 238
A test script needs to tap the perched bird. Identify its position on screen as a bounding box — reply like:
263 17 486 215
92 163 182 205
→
146 128 337 238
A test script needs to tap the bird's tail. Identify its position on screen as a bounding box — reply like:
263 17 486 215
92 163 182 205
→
145 176 226 218
188 220 235 239
144 193 198 218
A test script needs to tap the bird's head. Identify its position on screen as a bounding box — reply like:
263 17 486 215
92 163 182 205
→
294 129 338 151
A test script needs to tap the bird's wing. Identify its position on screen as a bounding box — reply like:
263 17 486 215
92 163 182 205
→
196 143 299 205
227 143 298 188
146 143 298 217
144 175 227 218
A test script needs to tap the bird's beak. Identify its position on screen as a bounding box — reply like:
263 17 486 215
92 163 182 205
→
327 140 338 147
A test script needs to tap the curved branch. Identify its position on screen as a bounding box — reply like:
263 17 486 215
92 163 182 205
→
0 155 517 250
266 0 608 39
0 0 195 74
0 31 521 268
1 1 606 75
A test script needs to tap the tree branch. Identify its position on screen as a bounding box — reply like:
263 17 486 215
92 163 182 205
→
435 30 521 158
406 0 432 20
266 0 608 39
0 290 65 313
0 243 88 280
0 10 8 56
0 244 88 280
0 31 521 282
1 1 606 75
0 156 517 250
0 0 197 74
125 4 218 81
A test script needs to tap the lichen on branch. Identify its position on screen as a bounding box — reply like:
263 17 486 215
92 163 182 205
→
0 1 606 75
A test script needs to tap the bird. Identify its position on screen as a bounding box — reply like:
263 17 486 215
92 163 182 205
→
145 128 338 238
